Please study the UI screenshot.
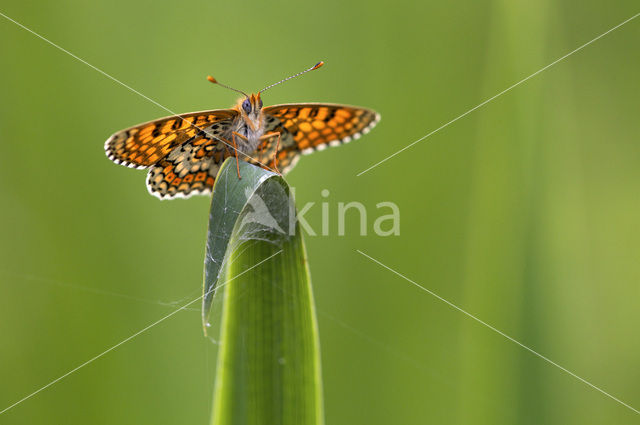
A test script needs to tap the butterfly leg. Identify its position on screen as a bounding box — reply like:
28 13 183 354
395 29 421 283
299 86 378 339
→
259 131 282 175
231 131 249 179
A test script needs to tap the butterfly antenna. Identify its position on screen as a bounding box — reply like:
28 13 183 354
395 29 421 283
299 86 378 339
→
258 61 324 94
207 76 249 98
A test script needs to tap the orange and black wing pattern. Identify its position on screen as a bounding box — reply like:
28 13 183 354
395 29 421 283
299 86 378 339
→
145 136 233 199
104 110 237 199
105 110 237 169
259 103 380 173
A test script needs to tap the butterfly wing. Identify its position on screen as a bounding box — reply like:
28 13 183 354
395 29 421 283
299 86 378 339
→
105 109 237 169
257 103 380 173
105 109 237 199
145 136 233 199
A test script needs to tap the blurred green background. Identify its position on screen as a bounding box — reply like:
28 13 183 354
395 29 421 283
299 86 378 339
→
1 1 639 424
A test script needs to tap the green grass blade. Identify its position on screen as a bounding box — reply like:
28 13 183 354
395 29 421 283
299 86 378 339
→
203 158 324 425
202 158 281 329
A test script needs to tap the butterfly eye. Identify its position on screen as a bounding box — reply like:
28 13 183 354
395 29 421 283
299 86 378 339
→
258 98 263 108
242 98 251 113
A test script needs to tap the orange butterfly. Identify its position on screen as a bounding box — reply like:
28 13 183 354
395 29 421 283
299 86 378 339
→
104 62 380 199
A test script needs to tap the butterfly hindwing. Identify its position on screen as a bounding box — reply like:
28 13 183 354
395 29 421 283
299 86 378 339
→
146 136 232 199
104 109 237 169
259 103 380 173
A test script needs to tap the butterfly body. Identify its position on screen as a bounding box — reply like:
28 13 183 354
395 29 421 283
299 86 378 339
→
105 65 380 200
230 93 266 153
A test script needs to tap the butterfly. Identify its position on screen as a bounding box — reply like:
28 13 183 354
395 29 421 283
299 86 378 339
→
104 62 380 200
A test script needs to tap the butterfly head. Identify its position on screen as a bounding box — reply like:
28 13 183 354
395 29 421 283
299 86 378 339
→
207 61 323 113
235 93 263 130
239 93 263 116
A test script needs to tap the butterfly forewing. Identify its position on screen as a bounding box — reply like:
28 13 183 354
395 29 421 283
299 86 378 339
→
257 103 380 173
104 109 237 169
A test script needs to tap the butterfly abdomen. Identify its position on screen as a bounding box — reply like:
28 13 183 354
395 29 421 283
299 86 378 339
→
229 115 265 153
